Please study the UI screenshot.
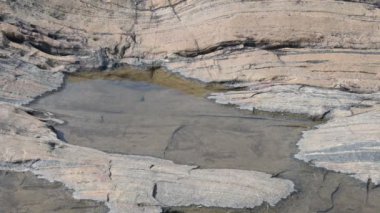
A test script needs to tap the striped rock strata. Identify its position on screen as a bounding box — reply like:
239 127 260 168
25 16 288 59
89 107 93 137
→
0 0 380 104
208 84 380 119
296 107 380 184
0 0 379 207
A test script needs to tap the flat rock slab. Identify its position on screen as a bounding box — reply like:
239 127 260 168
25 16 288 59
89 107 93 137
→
209 84 380 119
296 107 380 184
0 103 295 212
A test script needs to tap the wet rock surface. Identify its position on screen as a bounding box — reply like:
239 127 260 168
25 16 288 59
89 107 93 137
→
0 0 380 212
0 171 108 213
0 102 295 213
30 76 380 213
30 77 316 172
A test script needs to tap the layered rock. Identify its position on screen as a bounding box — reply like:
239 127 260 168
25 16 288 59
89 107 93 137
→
209 84 380 119
164 48 380 93
295 107 380 184
1 0 380 104
0 0 379 208
0 103 295 212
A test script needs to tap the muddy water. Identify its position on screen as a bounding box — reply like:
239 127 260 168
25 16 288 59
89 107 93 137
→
28 69 380 213
0 171 108 213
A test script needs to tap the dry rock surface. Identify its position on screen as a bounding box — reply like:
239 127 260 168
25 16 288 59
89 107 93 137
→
296 107 380 184
0 0 380 104
0 103 295 212
209 84 380 119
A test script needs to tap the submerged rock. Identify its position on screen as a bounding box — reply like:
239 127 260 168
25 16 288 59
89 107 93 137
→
0 103 295 212
0 171 109 213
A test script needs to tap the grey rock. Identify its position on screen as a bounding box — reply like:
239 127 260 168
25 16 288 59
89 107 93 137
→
295 107 380 184
208 84 380 119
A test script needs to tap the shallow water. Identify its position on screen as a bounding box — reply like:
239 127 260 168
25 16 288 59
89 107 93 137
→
0 171 108 213
27 71 380 213
31 78 314 173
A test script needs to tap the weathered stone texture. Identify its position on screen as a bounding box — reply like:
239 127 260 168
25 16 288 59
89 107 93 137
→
1 0 380 104
0 0 380 207
296 107 380 184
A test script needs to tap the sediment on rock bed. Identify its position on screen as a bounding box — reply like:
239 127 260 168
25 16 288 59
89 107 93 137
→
0 103 295 212
0 170 109 213
29 75 380 213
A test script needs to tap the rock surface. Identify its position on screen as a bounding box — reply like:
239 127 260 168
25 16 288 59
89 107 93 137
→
0 103 295 212
209 84 380 119
0 0 380 104
0 0 380 210
0 171 109 213
296 107 380 184
31 77 380 213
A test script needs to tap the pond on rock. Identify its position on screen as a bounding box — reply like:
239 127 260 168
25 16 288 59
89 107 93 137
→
26 68 380 213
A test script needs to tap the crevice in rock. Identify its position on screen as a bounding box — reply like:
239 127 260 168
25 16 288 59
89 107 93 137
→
175 40 252 57
317 183 341 213
47 126 67 142
28 42 77 57
319 110 332 120
338 0 380 8
174 39 303 58
366 177 374 203
322 171 329 182
108 160 112 181
135 0 186 12
2 159 41 169
168 0 182 21
47 141 58 152
272 170 288 178
3 31 25 44
152 183 158 198
163 125 186 158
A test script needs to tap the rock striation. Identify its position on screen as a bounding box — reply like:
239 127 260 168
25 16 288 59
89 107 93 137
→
295 107 380 184
0 0 380 209
209 84 380 119
0 0 380 104
0 103 295 212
